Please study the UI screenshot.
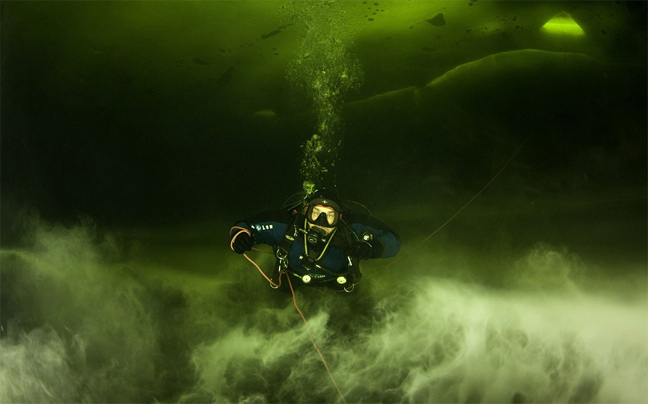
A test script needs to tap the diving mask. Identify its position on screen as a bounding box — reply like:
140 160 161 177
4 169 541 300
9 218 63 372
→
306 198 341 228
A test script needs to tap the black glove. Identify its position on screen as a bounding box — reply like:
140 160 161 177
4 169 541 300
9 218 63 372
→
231 229 254 254
349 240 373 260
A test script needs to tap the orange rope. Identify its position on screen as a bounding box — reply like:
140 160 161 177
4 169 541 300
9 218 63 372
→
231 225 348 403
230 226 280 288
286 275 348 404
230 135 528 402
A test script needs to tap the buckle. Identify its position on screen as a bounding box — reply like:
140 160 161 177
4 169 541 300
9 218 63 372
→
276 248 288 260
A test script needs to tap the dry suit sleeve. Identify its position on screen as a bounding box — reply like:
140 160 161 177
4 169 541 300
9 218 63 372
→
230 210 291 247
349 213 401 259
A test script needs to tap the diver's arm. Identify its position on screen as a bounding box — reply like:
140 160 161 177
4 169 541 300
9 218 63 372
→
349 213 401 259
230 210 291 247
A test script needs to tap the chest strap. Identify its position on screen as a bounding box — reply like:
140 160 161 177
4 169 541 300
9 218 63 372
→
274 214 362 282
274 213 300 269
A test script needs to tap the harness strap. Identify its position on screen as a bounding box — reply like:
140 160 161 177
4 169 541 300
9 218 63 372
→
274 212 362 288
275 212 300 268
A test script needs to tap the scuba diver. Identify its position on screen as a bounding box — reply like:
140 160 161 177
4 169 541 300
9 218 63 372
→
229 188 401 292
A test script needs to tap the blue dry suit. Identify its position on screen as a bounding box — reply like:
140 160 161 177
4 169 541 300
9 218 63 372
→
231 208 400 291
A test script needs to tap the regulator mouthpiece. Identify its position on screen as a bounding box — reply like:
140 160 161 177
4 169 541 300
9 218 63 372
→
306 227 326 245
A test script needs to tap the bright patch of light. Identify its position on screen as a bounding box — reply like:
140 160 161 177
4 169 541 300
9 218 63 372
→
542 12 585 36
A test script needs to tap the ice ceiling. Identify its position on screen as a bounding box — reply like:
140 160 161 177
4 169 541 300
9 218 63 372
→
4 0 643 119
2 0 645 223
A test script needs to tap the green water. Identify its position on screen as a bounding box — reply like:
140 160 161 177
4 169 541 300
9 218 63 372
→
1 1 646 403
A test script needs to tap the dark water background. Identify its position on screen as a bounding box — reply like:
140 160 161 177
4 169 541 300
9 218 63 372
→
1 1 646 403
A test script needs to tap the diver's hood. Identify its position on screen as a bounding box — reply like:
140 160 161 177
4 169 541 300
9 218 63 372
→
305 188 342 228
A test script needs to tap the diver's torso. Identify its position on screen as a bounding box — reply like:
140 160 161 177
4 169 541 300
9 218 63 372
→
287 235 350 281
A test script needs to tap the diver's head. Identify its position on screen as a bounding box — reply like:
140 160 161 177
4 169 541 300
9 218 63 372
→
305 188 341 234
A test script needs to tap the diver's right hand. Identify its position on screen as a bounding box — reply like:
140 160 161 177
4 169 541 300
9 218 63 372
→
231 229 254 254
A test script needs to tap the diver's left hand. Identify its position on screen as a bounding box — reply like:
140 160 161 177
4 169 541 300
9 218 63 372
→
349 241 373 260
